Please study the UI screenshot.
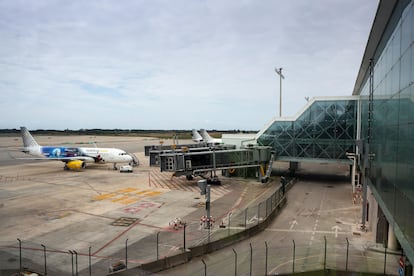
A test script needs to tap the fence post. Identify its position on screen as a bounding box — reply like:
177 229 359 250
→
249 243 253 276
324 236 327 271
89 246 92 276
245 208 248 229
69 250 74 276
183 223 187 250
201 259 207 276
268 197 271 216
346 238 349 271
228 212 232 236
265 241 268 275
258 202 262 224
157 232 160 260
270 194 274 211
41 244 47 276
384 246 387 275
278 188 282 204
125 239 128 269
292 240 296 273
232 248 237 276
74 250 78 276
17 238 22 273
275 190 278 206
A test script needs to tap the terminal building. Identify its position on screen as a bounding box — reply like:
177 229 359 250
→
256 0 414 268
355 0 414 266
151 0 414 268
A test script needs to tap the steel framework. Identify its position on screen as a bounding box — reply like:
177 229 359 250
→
257 97 359 163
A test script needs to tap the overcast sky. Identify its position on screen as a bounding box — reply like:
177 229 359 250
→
0 0 378 131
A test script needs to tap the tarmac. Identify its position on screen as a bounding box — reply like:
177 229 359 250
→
0 135 277 275
0 135 399 275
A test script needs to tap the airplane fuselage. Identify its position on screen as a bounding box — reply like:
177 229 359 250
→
77 147 132 164
19 127 135 170
28 146 133 164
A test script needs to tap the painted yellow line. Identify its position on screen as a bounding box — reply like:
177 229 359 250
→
119 198 140 205
111 196 130 203
93 187 165 204
118 187 139 193
94 193 116 201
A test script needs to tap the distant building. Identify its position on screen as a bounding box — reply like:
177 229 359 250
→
222 133 256 149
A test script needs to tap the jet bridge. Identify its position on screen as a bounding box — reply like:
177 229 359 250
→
159 146 273 183
148 144 236 166
256 96 360 164
255 96 362 187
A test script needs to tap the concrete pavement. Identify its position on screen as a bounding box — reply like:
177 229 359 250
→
0 135 276 275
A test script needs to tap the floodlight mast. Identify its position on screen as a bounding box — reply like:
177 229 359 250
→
275 67 285 117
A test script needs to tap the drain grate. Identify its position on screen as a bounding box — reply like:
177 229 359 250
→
111 217 139 227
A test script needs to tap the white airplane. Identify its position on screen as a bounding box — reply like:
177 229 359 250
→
191 129 204 143
199 129 222 144
20 127 134 170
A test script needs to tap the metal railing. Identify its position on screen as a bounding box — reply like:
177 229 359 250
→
198 238 400 276
0 179 400 275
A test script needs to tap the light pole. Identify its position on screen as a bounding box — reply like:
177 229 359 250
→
275 67 285 117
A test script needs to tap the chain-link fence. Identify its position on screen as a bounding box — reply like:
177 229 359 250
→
1 179 401 275
1 181 288 275
196 238 400 275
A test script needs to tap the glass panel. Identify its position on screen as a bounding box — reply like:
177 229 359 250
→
401 4 413 53
257 99 356 160
400 50 411 89
392 24 401 66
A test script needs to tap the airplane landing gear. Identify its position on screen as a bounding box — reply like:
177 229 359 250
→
207 175 221 185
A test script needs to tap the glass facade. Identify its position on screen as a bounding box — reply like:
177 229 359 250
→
359 0 414 258
257 0 414 262
257 99 357 162
256 0 414 261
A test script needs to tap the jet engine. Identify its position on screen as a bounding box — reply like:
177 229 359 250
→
64 160 86 170
95 155 104 163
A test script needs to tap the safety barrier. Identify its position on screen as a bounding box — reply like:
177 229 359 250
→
117 180 291 275
0 179 291 275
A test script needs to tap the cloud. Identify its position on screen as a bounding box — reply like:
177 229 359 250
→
0 0 379 130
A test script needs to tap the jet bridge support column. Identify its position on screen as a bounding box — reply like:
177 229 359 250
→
289 162 299 175
387 225 398 251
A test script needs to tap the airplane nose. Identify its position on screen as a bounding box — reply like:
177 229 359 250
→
126 152 139 166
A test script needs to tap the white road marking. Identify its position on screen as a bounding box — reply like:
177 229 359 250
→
331 225 342 238
289 219 298 230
